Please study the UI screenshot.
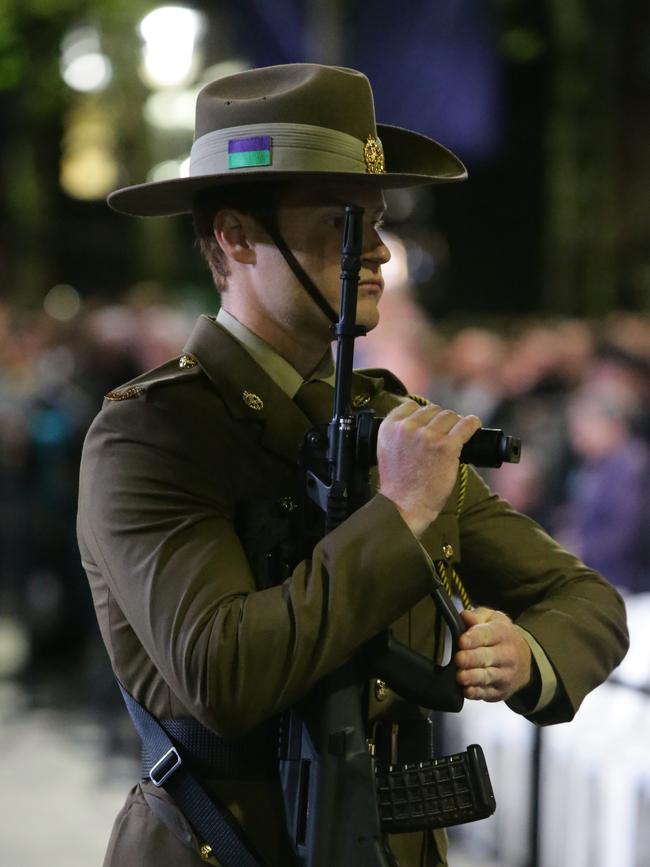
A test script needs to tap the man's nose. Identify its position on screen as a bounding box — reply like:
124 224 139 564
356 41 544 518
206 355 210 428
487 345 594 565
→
363 227 391 265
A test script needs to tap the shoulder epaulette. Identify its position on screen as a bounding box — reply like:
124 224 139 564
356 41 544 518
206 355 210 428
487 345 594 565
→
105 352 201 401
355 367 408 397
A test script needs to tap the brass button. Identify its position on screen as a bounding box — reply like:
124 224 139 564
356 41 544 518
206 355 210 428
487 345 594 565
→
279 496 298 513
374 678 388 702
352 393 372 409
199 843 213 861
442 543 454 560
178 353 197 369
243 390 264 411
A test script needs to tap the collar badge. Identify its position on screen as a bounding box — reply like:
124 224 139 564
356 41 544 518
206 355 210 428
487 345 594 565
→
243 390 264 411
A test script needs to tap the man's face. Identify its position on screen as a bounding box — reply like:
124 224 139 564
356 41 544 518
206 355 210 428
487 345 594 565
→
252 182 391 340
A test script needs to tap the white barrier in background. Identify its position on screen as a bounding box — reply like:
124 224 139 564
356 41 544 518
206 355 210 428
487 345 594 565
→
444 695 533 865
448 593 650 867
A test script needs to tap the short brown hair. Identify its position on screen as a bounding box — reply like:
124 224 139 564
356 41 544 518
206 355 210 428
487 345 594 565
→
192 183 286 292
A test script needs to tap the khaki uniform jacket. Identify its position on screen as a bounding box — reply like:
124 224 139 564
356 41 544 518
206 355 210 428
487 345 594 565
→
77 315 629 867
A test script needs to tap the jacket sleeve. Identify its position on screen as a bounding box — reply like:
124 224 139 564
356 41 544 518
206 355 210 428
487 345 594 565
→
455 466 629 725
78 396 437 737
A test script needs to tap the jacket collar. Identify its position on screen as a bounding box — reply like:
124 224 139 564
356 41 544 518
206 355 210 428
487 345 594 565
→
216 307 336 397
183 314 390 465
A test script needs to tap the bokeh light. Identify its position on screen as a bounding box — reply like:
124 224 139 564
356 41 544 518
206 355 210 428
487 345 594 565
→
42 284 81 321
59 104 119 200
60 26 112 92
138 5 205 89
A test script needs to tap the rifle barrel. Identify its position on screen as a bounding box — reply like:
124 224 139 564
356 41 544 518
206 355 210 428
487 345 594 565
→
332 205 364 422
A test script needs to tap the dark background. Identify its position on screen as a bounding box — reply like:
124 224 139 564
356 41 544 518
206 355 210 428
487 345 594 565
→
1 0 649 318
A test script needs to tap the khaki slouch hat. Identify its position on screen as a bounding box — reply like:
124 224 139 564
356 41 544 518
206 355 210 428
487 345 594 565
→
108 63 467 217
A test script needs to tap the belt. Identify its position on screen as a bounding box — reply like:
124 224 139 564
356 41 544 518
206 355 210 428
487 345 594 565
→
119 682 268 867
140 717 279 781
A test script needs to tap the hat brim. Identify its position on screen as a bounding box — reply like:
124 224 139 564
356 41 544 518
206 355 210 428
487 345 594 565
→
107 124 467 217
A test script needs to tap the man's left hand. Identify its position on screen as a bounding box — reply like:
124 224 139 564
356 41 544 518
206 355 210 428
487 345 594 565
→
454 607 532 702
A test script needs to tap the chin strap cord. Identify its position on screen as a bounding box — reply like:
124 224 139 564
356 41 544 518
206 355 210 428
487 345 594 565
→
255 211 339 325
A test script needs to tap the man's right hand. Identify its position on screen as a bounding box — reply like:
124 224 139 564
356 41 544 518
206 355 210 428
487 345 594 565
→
377 400 482 537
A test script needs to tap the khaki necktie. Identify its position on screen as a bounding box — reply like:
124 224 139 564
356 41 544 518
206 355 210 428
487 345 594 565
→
293 379 334 425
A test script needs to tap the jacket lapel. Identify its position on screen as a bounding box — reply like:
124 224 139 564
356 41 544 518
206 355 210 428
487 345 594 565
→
350 369 394 414
182 316 398 464
183 315 313 465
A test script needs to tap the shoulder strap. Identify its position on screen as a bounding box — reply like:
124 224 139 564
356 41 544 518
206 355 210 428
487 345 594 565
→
118 682 266 867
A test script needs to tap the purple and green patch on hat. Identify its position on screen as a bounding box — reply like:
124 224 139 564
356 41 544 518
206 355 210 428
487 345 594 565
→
228 136 272 169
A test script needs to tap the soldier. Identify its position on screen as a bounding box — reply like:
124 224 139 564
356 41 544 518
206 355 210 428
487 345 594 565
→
77 64 628 867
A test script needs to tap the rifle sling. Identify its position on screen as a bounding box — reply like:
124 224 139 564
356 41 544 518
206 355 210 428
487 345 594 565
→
118 682 269 867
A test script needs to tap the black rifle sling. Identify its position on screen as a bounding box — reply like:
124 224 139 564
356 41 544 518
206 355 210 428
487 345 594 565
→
118 683 267 867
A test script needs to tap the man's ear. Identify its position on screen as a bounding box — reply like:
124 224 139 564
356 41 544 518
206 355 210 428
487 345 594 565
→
212 209 257 265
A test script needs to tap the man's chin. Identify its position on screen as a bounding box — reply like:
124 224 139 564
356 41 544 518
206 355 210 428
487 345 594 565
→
357 307 381 332
324 300 379 336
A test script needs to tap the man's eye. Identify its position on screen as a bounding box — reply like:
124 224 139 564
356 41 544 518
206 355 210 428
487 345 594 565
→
326 215 384 231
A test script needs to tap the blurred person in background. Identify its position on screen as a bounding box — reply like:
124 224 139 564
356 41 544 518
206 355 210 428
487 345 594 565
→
434 327 507 426
486 323 584 528
584 341 650 444
0 307 95 684
0 288 194 701
76 64 628 867
557 380 650 595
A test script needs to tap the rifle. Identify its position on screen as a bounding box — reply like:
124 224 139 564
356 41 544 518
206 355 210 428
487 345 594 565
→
279 206 508 865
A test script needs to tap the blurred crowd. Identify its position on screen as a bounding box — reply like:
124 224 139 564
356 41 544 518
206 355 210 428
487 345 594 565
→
1 286 650 695
0 290 197 696
359 286 650 597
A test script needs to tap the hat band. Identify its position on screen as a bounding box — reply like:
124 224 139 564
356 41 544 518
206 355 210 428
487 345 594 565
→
190 122 370 176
